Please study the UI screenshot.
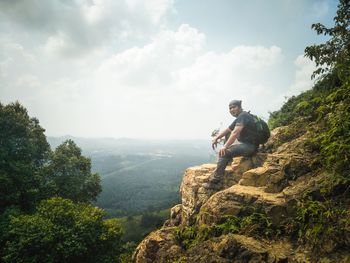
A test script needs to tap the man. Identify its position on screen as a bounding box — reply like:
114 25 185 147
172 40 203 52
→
204 100 258 189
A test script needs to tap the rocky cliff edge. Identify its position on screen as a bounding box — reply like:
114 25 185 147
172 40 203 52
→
132 126 349 263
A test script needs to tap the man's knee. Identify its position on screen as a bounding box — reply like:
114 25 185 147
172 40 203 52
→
226 143 257 158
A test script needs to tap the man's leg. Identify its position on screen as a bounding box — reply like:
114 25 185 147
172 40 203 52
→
204 143 257 188
206 155 231 184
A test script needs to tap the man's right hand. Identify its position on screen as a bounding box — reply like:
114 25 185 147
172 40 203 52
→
212 138 218 150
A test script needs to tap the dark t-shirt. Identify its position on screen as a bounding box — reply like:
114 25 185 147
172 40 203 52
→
229 111 258 145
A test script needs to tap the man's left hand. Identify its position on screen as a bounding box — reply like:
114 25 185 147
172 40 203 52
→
219 146 227 157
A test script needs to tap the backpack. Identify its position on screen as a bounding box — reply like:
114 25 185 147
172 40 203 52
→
249 113 270 145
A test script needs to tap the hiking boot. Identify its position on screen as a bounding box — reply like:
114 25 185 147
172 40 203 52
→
202 175 222 189
202 181 221 189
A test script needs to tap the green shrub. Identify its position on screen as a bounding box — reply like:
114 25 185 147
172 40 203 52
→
292 195 350 251
175 213 279 250
2 197 123 263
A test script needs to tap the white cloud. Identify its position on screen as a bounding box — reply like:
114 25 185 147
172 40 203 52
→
1 22 285 139
45 32 81 57
71 26 283 139
0 0 174 56
95 24 205 90
0 41 39 98
288 55 316 95
0 0 337 140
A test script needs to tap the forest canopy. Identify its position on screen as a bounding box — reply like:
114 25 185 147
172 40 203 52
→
0 102 124 262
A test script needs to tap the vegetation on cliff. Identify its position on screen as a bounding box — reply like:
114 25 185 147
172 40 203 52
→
269 0 350 181
175 212 279 250
268 0 350 251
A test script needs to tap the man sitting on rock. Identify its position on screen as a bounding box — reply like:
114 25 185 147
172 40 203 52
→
204 100 259 189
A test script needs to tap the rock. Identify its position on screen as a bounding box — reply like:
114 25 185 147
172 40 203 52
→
133 123 341 262
180 234 297 263
164 204 182 227
197 185 287 225
214 234 292 262
230 153 267 182
274 132 313 156
282 155 312 181
180 163 234 226
282 172 328 201
264 124 308 153
134 230 312 263
239 152 313 194
132 227 182 263
180 155 267 226
239 166 277 187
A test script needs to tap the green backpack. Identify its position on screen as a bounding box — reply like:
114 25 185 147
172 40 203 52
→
249 113 270 145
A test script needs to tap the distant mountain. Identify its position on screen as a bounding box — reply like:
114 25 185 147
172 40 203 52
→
47 136 213 156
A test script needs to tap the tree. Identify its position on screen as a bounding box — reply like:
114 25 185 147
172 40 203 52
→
304 0 350 176
140 213 163 228
0 102 102 209
0 102 51 212
305 0 350 79
3 197 123 263
46 140 101 203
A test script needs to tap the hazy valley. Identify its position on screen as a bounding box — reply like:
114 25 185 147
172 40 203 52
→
48 136 215 242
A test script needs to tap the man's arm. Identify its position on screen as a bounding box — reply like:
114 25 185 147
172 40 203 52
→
219 125 243 157
212 128 231 150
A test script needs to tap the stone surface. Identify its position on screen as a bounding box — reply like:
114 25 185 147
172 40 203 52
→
133 126 345 262
185 234 276 263
239 152 312 193
135 232 307 263
164 204 182 227
179 163 233 226
230 153 267 182
264 125 308 153
180 154 267 226
132 227 182 263
197 184 287 225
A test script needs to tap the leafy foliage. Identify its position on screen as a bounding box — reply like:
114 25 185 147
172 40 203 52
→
0 102 51 212
46 140 101 203
305 0 350 79
3 197 123 263
268 1 350 255
175 213 279 250
291 195 350 251
116 209 170 243
312 82 350 177
0 101 118 262
269 0 350 187
268 74 339 130
140 213 164 228
0 102 102 211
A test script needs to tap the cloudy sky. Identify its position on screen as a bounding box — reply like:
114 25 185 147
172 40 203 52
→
0 0 337 139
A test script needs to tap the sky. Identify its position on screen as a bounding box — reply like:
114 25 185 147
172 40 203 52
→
0 0 338 139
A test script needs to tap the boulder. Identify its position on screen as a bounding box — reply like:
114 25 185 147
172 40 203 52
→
180 163 232 226
164 204 182 227
180 154 266 226
230 153 267 182
197 184 287 225
177 234 299 263
132 227 182 263
239 153 312 193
